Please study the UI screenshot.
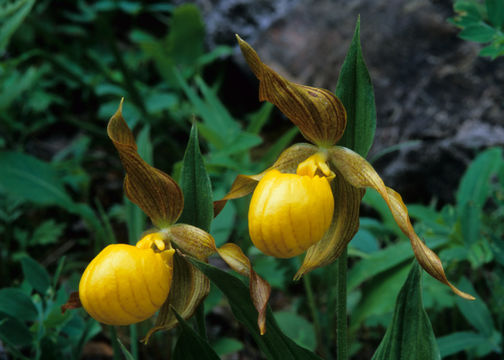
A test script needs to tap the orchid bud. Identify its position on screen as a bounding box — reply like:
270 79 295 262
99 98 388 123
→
79 234 174 325
248 153 335 258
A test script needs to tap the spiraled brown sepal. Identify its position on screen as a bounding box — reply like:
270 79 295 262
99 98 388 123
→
236 35 347 146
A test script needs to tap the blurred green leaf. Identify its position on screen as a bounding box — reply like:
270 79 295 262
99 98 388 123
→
349 228 379 255
352 263 410 329
30 219 65 246
0 0 36 52
0 151 74 207
0 288 38 322
372 262 441 360
274 311 317 351
335 16 376 157
179 123 213 232
167 4 205 67
456 147 502 245
117 337 136 360
454 0 485 20
212 337 244 357
437 331 488 358
455 277 495 337
485 0 504 28
211 200 236 246
20 256 51 294
189 257 322 360
0 66 44 111
247 102 274 134
172 309 221 360
459 23 497 42
348 237 446 292
0 315 33 347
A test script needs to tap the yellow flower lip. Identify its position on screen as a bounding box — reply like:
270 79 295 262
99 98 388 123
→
79 236 175 326
248 154 335 258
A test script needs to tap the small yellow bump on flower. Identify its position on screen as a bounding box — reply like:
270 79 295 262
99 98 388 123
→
79 233 175 325
248 153 335 258
136 232 166 251
296 152 335 180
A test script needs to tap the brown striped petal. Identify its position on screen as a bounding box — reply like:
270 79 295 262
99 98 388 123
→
236 35 347 146
295 172 364 279
143 251 210 343
214 143 318 217
217 243 271 335
169 223 217 260
328 146 475 300
108 100 183 227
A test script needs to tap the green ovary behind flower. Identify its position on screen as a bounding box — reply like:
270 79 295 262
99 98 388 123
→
249 156 334 258
79 235 174 325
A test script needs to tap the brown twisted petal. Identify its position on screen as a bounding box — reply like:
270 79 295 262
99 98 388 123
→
108 99 184 227
218 243 271 335
295 171 364 279
328 146 475 300
214 143 318 217
236 35 347 146
143 251 210 343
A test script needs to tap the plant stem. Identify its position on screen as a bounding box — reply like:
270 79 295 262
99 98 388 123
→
303 272 324 356
336 248 348 360
109 326 121 360
129 324 139 359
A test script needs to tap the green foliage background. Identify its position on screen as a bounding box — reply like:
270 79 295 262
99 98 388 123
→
0 1 503 359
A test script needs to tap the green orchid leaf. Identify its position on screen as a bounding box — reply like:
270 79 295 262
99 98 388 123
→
372 261 441 360
188 257 322 360
335 16 376 157
172 309 221 360
179 122 213 232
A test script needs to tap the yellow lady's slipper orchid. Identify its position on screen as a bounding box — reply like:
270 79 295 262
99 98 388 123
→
79 233 175 325
217 35 475 301
249 153 335 258
65 100 272 338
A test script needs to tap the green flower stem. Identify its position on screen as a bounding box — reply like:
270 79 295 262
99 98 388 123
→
129 324 139 359
110 326 121 360
303 272 324 356
336 248 348 360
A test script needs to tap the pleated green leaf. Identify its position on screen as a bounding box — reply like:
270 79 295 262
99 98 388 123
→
372 261 441 360
172 309 221 360
335 16 376 157
188 257 322 360
179 122 213 232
